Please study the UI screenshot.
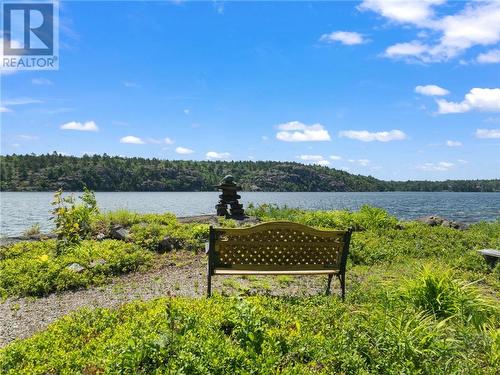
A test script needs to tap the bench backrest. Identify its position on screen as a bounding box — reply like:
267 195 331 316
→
208 221 352 272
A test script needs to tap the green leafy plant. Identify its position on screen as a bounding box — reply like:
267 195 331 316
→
51 188 99 253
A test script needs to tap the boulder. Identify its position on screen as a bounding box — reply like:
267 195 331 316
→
110 226 130 241
417 215 444 226
66 263 85 273
158 236 183 252
442 220 468 231
417 216 467 230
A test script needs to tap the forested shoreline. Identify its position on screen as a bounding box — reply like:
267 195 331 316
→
1 153 499 192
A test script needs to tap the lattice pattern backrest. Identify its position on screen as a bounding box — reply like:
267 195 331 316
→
213 222 347 270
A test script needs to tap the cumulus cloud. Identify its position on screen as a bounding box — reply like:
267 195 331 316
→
330 155 342 160
276 121 331 142
206 151 230 160
61 121 99 132
417 161 455 171
164 137 174 145
415 84 449 96
445 140 462 147
362 0 500 63
437 88 500 114
320 31 365 45
298 155 324 161
175 146 194 154
359 0 443 25
477 49 500 64
298 155 330 166
120 136 145 144
385 41 429 59
339 129 407 142
316 160 331 166
0 106 10 113
475 128 500 139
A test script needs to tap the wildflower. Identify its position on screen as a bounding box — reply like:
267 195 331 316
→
39 254 49 262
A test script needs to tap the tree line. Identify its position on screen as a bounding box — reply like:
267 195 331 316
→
1 153 499 192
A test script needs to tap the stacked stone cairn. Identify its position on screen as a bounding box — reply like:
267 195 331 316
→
215 175 245 218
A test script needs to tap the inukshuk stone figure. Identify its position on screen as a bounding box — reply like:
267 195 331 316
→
215 175 245 218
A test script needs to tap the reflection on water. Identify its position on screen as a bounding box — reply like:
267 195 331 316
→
1 191 499 237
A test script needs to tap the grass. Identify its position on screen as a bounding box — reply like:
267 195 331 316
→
1 271 498 374
1 205 499 373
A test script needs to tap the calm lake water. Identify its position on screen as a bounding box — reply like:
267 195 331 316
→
1 191 499 237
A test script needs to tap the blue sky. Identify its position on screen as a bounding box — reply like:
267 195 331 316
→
1 0 499 181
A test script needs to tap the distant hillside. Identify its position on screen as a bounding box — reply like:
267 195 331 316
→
1 153 499 192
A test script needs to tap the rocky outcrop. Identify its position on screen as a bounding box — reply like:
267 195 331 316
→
416 216 468 230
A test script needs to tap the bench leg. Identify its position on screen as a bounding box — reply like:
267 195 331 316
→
326 274 333 295
207 272 212 298
337 273 346 301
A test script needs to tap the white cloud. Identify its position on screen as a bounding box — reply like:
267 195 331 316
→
298 155 324 161
330 155 342 160
316 160 331 166
358 159 371 167
175 146 194 154
339 129 407 142
164 137 174 145
320 31 365 45
61 121 99 132
1 98 43 106
445 140 462 147
417 161 455 171
276 121 331 142
477 49 500 64
359 0 444 25
415 85 449 96
0 106 10 113
385 41 429 59
120 136 145 144
364 0 500 63
437 88 500 114
32 78 53 85
206 151 230 160
475 128 500 139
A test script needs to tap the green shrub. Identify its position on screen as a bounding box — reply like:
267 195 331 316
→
247 204 399 231
0 240 152 298
130 223 170 252
51 188 99 253
402 267 498 327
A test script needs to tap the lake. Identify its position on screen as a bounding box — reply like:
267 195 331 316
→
1 191 499 237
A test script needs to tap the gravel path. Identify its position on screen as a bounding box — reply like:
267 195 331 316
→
0 252 330 347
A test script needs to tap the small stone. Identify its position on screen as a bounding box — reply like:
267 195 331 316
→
66 263 85 273
89 259 107 268
110 226 130 241
158 237 174 252
96 233 106 241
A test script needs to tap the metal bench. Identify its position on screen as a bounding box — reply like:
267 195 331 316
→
206 221 352 299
